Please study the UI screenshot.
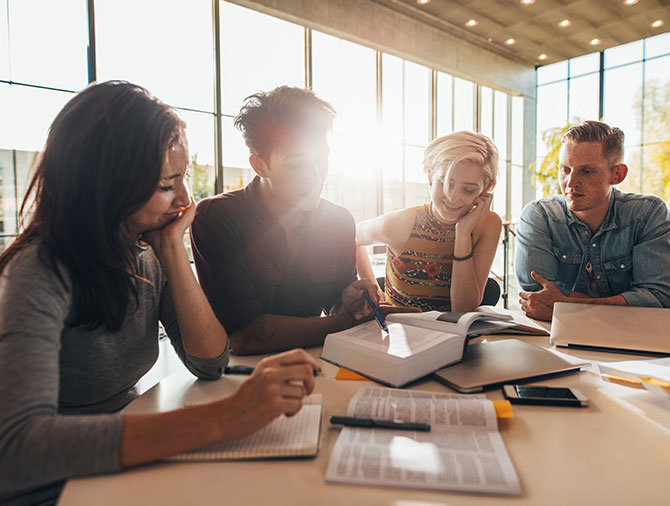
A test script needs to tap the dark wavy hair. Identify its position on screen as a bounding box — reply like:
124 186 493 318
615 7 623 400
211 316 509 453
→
233 86 335 160
0 81 185 331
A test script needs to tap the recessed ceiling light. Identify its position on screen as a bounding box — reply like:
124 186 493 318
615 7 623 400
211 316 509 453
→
505 38 517 45
651 19 664 28
465 19 478 27
416 0 431 4
590 38 601 45
538 53 548 60
559 19 571 28
520 0 535 5
623 0 638 5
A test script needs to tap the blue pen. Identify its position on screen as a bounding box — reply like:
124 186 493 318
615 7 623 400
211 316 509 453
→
363 289 389 334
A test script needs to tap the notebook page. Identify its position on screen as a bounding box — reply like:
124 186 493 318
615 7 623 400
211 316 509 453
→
168 394 322 461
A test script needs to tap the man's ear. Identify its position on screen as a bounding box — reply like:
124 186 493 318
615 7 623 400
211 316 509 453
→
249 154 270 178
427 173 433 187
483 181 494 194
611 163 628 185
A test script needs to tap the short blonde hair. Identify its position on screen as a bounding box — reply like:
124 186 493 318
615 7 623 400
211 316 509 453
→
423 131 499 188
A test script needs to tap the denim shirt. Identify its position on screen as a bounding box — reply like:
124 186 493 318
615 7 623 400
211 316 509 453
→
515 189 670 308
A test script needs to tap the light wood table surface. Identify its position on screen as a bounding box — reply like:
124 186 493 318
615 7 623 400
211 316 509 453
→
59 333 670 506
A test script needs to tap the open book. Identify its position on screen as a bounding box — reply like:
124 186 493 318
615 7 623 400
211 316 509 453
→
325 387 521 495
388 306 548 337
166 394 322 461
322 308 546 387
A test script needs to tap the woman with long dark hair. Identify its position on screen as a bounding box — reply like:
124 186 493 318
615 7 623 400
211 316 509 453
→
0 81 318 505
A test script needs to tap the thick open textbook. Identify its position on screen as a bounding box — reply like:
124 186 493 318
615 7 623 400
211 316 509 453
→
322 308 546 387
388 306 548 336
325 387 521 495
167 394 322 461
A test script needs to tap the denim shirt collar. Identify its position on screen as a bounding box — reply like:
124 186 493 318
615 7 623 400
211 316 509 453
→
564 188 619 234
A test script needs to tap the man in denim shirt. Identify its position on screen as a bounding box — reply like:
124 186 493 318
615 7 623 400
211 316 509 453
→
516 121 670 320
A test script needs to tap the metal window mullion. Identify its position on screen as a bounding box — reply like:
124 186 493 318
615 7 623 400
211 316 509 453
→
86 0 96 83
376 50 383 216
212 0 224 194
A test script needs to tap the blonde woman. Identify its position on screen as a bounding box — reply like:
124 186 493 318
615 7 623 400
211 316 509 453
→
356 131 502 312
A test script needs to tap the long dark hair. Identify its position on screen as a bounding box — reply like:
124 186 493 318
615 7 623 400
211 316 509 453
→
0 81 184 331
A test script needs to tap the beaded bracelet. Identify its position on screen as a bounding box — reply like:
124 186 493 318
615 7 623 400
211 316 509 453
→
453 250 474 261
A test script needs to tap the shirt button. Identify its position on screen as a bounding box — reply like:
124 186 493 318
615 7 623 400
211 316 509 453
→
562 255 567 259
620 264 625 269
596 275 601 280
584 231 588 235
592 243 597 247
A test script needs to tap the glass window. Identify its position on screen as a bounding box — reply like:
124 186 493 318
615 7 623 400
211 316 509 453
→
222 117 254 191
618 146 642 194
536 81 568 158
0 148 37 242
604 40 643 69
312 32 377 222
645 33 670 59
453 77 474 132
220 2 304 116
404 61 430 147
537 61 567 85
480 86 493 138
403 144 428 208
436 72 453 137
642 55 670 145
493 91 508 219
569 52 599 77
0 3 9 80
7 0 88 91
96 0 214 112
382 54 403 143
0 84 74 151
603 63 643 146
510 96 524 223
381 54 403 212
179 110 216 201
568 73 600 122
642 144 670 205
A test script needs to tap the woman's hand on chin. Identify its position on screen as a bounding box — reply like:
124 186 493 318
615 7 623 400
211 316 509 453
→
455 192 493 236
140 198 196 258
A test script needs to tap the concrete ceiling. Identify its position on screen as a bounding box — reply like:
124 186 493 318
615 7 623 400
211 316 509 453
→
373 0 670 66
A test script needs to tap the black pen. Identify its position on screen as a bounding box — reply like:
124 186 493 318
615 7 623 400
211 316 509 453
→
224 364 322 377
330 415 431 432
362 289 389 334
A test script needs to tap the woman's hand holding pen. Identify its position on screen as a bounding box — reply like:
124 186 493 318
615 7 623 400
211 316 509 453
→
214 349 321 440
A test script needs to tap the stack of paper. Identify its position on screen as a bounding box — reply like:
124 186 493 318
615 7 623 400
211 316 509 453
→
598 358 670 398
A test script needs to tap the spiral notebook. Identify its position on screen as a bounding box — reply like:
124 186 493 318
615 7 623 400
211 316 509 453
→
167 394 322 461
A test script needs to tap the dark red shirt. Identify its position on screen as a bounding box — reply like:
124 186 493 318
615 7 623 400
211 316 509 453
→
191 177 357 335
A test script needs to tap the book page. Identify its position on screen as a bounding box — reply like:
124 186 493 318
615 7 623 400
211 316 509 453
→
387 311 514 336
326 388 521 495
167 394 322 461
329 320 461 358
345 387 498 431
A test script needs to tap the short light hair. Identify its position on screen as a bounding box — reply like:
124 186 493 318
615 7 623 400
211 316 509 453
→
423 131 499 188
234 86 335 160
561 120 625 165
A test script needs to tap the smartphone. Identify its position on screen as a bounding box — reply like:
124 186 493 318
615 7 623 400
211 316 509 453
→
502 384 588 407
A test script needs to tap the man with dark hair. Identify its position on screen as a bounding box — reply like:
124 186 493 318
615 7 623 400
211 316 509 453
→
191 86 384 354
516 120 670 320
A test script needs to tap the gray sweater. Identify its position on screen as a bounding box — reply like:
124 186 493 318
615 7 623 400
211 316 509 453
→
0 242 230 505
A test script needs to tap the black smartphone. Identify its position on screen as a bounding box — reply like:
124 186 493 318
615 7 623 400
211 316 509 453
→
502 384 588 407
